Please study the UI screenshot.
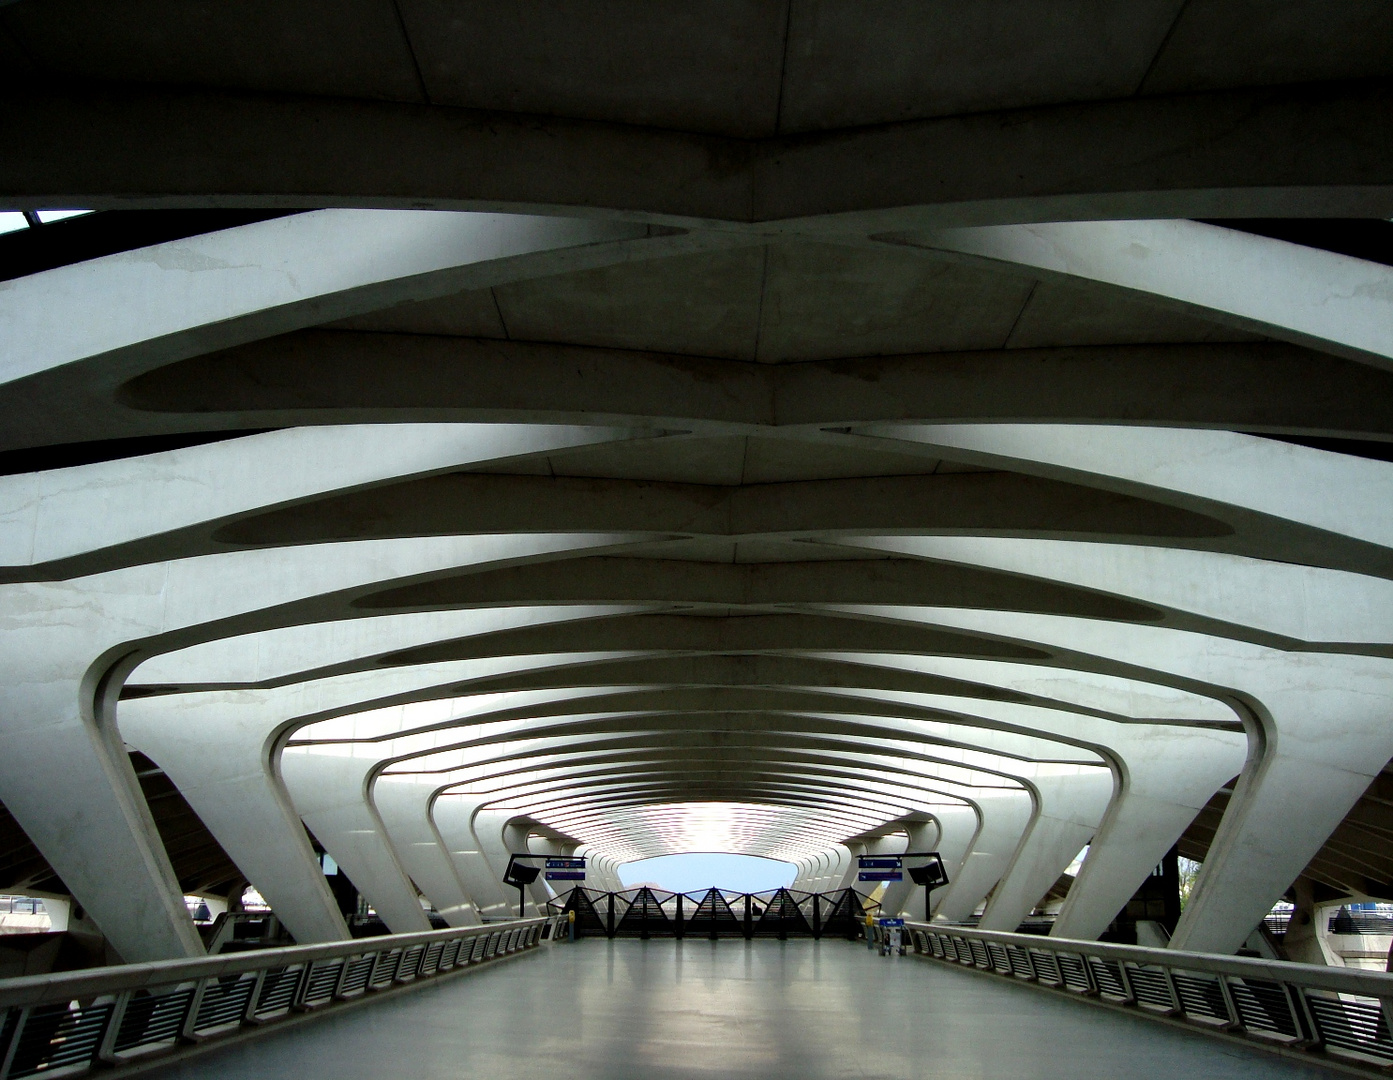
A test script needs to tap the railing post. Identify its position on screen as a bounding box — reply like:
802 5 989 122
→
812 894 821 940
744 894 753 940
179 978 211 1041
331 954 356 999
1215 975 1243 1031
292 960 320 1009
364 946 389 989
0 1007 31 1080
675 893 684 939
1293 984 1325 1050
607 893 616 939
96 991 132 1064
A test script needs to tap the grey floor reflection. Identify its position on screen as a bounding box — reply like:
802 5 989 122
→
152 939 1340 1079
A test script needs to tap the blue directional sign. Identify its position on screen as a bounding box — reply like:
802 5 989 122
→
858 871 903 882
546 871 585 881
878 918 905 928
546 857 586 869
858 856 903 869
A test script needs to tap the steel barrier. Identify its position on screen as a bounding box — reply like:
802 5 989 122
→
0 914 563 1080
552 885 879 939
905 921 1393 1075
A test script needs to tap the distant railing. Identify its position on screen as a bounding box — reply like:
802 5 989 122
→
550 886 879 939
0 915 562 1080
1329 908 1393 936
906 921 1393 1074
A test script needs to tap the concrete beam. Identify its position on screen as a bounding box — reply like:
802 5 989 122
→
5 81 1392 225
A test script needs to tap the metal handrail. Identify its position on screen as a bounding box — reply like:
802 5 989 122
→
0 914 564 1080
905 921 1393 1073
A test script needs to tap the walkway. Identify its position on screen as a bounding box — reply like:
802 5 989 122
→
153 940 1339 1079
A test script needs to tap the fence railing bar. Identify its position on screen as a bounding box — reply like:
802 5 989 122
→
905 921 1393 1077
0 915 561 1080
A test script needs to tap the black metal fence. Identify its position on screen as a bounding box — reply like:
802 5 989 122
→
551 887 880 940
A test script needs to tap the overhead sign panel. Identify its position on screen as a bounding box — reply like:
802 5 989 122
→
858 856 903 869
546 871 585 881
546 858 586 869
859 871 903 882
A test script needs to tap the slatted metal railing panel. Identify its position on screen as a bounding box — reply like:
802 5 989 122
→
1005 944 1036 980
253 966 304 1017
419 942 445 977
906 921 1393 1077
0 917 557 1080
300 961 343 1008
369 950 402 989
193 975 257 1032
1227 979 1301 1040
396 945 426 982
1056 952 1093 994
1086 957 1130 1002
1122 965 1176 1013
1028 949 1061 986
1172 971 1231 1025
338 956 376 998
1306 993 1393 1063
112 987 195 1053
7 1001 113 1079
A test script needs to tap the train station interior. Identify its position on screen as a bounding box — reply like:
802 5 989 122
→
3 2 1393 1076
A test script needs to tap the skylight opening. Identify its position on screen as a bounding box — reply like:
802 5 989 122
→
36 209 94 223
0 209 96 236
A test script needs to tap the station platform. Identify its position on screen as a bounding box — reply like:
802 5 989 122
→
147 939 1340 1079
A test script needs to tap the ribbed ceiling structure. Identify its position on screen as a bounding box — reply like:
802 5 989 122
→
2 0 1393 965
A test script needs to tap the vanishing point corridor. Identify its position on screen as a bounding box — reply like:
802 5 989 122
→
151 940 1336 1080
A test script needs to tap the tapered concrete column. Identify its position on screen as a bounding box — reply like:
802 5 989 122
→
840 512 1393 949
599 856 625 892
879 820 940 917
124 652 634 940
1053 725 1247 940
979 771 1114 932
501 818 553 911
476 810 542 916
571 846 620 892
280 748 431 933
798 850 837 893
0 421 634 960
432 796 515 918
814 663 1241 937
120 697 350 946
846 603 1393 953
933 790 1033 923
792 853 817 892
925 806 981 916
371 776 481 926
0 660 202 962
824 846 853 894
0 537 549 959
835 843 867 891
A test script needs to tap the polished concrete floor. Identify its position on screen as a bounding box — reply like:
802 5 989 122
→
155 939 1341 1079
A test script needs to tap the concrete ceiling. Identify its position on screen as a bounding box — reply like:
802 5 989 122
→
0 1 1390 966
